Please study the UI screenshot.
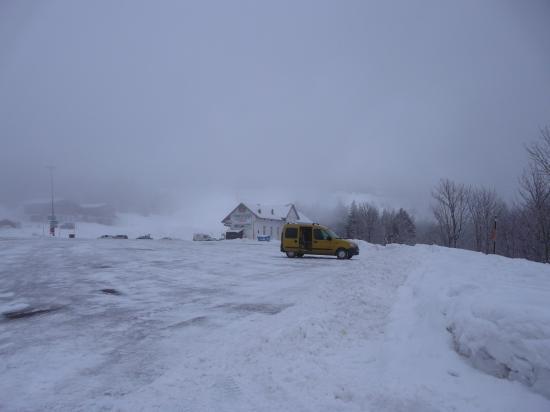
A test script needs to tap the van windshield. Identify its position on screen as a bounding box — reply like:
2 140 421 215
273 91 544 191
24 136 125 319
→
326 229 340 239
312 227 341 240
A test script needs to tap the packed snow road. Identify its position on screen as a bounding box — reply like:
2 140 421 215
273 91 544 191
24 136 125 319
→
0 238 549 411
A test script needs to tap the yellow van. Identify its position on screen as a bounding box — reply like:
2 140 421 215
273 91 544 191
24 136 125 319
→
280 223 359 259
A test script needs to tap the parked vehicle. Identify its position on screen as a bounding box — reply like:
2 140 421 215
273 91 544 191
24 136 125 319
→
224 229 244 240
98 234 128 239
136 234 153 240
280 223 359 259
193 233 216 241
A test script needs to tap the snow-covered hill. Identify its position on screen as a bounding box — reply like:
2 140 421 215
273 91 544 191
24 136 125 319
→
0 238 548 411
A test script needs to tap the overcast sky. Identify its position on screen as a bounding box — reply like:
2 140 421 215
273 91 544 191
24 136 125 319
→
1 0 549 220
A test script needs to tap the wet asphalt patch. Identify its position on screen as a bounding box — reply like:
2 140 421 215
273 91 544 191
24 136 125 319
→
3 305 64 320
167 316 209 329
218 303 292 315
100 288 123 296
91 264 112 269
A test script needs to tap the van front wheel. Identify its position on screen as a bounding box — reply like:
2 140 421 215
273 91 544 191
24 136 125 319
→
286 251 297 258
336 248 348 259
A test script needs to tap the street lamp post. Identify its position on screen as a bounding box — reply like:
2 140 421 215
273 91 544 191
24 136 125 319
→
492 217 497 254
46 166 57 236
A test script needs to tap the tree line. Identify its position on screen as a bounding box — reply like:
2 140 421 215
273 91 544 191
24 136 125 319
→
344 202 416 246
426 128 550 263
301 200 417 247
309 128 550 263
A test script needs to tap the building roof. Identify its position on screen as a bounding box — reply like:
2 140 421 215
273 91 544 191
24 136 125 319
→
295 210 312 223
222 202 312 224
243 203 292 220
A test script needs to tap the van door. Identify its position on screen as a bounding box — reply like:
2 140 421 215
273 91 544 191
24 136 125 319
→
312 227 333 255
299 226 313 252
283 226 299 251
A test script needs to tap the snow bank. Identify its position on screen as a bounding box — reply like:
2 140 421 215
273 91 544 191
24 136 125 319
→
385 244 550 402
446 259 550 398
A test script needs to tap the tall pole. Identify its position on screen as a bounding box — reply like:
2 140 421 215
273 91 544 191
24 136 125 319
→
47 166 55 217
46 166 57 236
492 217 497 254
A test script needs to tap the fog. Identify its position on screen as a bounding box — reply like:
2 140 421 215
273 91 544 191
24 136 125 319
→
1 0 550 222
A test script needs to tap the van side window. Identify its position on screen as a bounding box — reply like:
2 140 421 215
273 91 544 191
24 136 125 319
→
313 228 324 240
285 227 298 238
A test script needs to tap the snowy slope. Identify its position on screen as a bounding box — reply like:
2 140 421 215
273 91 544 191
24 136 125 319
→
0 238 548 411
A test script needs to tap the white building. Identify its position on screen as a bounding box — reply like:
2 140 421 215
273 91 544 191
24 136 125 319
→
222 203 311 240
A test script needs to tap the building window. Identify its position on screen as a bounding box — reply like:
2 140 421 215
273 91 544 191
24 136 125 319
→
271 209 274 215
258 208 261 214
263 226 266 235
270 226 273 236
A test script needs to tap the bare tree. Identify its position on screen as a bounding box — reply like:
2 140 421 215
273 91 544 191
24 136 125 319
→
491 200 515 257
381 208 396 244
416 220 441 245
467 187 502 254
431 179 469 248
526 127 550 180
519 166 550 263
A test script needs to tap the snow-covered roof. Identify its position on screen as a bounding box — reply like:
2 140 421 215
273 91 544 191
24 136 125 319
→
243 203 294 220
295 211 312 223
222 203 311 223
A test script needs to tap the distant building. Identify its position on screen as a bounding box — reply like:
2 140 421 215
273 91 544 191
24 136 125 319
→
222 203 311 240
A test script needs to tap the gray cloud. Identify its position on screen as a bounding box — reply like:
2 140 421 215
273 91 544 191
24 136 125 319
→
1 0 549 217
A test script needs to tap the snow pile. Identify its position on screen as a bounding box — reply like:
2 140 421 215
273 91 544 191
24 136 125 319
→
384 244 550 402
445 259 550 398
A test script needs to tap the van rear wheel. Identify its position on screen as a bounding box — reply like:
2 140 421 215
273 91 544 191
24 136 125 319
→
336 248 348 259
286 251 297 258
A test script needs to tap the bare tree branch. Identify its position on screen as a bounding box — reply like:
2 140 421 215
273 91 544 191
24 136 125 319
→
526 126 550 180
431 179 469 248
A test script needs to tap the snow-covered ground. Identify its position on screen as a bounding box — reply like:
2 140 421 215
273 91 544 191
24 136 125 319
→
0 238 549 411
